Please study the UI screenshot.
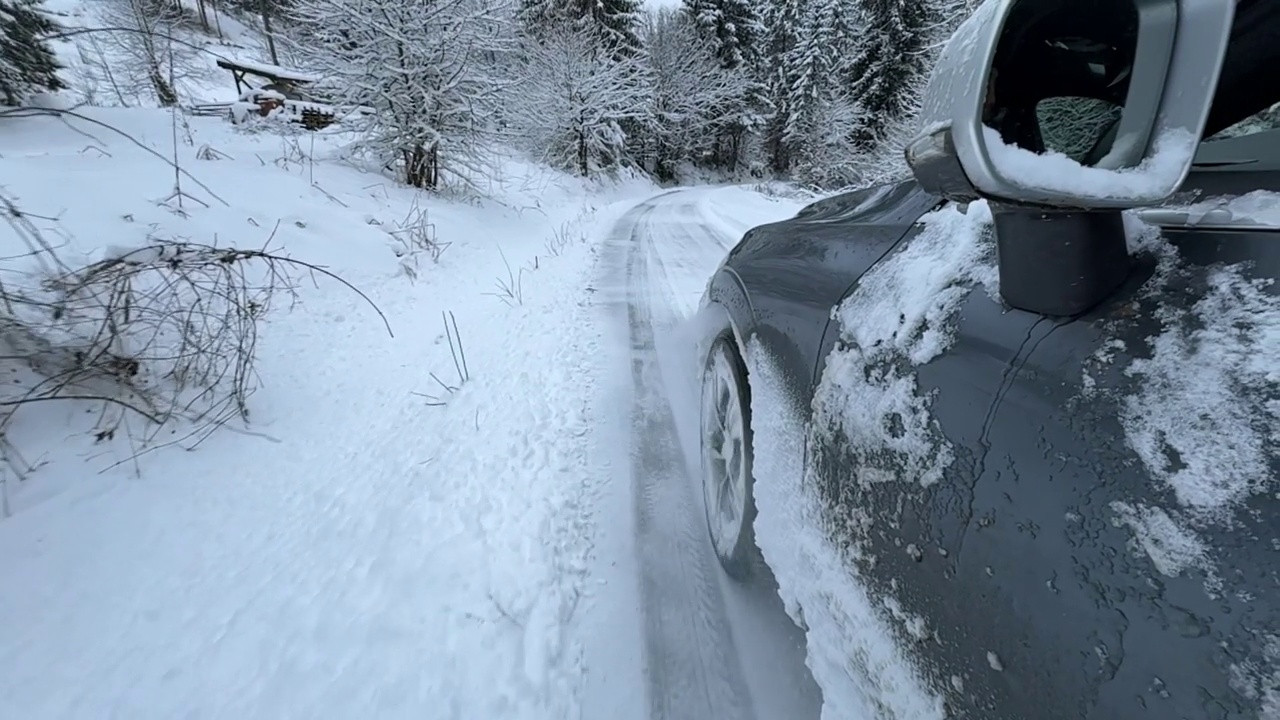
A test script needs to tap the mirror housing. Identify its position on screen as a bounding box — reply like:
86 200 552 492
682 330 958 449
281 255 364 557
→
906 0 1236 209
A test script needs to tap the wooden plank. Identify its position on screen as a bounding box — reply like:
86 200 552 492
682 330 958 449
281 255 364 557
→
214 58 320 84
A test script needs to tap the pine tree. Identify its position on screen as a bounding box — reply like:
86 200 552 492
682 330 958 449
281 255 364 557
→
783 0 859 186
680 0 768 170
760 0 805 172
642 8 753 178
683 0 761 69
0 0 64 106
845 0 937 151
519 0 644 54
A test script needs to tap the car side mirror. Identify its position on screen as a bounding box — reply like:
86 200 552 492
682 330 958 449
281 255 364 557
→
905 0 1236 209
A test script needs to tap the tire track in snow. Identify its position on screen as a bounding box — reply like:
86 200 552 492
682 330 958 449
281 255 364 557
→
613 197 756 720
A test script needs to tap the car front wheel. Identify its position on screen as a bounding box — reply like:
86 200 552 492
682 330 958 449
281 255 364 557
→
700 335 759 580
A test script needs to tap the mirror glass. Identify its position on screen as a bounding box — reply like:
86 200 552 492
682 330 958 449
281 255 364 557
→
1034 96 1124 164
1206 101 1280 142
984 0 1140 168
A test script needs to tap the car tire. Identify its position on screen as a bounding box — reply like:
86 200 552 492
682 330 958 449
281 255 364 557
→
700 334 760 581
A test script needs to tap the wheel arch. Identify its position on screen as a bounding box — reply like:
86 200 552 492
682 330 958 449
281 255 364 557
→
699 266 755 369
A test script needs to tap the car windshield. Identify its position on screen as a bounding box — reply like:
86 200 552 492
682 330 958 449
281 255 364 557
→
1205 101 1280 143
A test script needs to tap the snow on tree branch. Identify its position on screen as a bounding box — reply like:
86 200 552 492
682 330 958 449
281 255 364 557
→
91 0 208 106
641 8 753 179
290 0 515 190
506 23 647 176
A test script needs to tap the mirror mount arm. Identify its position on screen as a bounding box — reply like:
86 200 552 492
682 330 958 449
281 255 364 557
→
991 204 1132 317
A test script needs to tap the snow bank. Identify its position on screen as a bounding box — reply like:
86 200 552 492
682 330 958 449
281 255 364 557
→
694 186 809 246
0 105 657 718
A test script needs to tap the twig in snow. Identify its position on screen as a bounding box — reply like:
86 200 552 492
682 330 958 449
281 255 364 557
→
487 592 523 628
0 194 392 482
543 219 584 258
388 200 449 279
414 311 469 406
196 144 232 161
486 247 524 306
0 106 229 207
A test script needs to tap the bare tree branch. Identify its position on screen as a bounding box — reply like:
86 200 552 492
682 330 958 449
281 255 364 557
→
0 190 391 484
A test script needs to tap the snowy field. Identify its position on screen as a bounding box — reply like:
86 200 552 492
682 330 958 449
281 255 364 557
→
0 104 620 717
0 100 827 717
0 0 834 715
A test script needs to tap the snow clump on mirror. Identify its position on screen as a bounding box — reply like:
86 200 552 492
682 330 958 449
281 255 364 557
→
982 125 1198 202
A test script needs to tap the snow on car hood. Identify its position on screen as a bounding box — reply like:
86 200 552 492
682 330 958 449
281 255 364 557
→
1121 262 1278 520
806 194 1276 587
1083 211 1277 720
1229 635 1280 720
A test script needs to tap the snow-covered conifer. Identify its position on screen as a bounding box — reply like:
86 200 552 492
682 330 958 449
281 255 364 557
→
679 0 769 170
641 8 751 179
682 0 762 70
519 0 643 54
759 0 804 172
0 0 64 105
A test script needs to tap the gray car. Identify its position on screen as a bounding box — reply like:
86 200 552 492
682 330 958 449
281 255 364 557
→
697 0 1279 717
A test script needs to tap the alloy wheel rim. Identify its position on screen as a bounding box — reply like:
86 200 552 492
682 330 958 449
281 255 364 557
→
703 349 747 557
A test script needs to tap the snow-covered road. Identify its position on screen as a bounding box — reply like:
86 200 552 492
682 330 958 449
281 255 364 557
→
589 189 822 720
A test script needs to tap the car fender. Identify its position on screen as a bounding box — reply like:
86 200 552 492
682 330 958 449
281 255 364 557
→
697 265 754 364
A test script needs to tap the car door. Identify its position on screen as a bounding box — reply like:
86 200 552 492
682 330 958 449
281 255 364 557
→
804 101 1279 720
